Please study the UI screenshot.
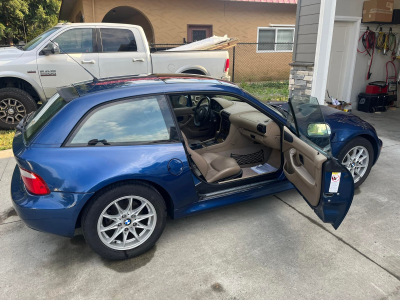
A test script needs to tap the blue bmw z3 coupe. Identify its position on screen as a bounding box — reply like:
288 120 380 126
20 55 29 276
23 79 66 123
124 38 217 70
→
11 74 381 260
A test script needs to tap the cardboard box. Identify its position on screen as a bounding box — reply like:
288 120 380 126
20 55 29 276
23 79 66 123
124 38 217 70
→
362 0 394 23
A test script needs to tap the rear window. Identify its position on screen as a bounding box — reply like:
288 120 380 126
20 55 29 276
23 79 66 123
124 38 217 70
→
23 94 67 142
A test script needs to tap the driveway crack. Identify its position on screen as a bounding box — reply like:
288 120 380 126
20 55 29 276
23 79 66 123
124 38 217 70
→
274 194 400 282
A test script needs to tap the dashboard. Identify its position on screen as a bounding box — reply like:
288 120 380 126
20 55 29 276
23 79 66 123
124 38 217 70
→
211 97 281 150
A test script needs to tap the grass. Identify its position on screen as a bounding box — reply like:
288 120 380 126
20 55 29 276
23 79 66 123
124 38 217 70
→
0 130 15 151
239 81 289 103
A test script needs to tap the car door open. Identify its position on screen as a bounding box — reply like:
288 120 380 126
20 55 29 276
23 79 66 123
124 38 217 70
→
282 97 354 229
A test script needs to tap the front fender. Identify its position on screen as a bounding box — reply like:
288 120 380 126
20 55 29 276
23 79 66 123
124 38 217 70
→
0 71 46 101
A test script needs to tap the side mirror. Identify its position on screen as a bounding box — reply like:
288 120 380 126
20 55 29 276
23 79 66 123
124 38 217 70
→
307 123 331 137
41 42 60 56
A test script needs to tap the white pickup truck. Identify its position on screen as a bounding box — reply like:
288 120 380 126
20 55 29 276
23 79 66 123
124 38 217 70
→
0 23 231 129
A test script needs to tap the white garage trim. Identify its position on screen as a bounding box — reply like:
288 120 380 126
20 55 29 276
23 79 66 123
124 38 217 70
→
311 0 337 105
334 16 362 104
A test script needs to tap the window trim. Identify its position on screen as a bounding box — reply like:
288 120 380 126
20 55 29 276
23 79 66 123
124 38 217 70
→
63 94 179 148
256 26 295 53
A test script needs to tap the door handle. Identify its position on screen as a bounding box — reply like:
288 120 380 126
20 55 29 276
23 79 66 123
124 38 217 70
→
289 148 315 186
81 60 95 64
133 58 145 62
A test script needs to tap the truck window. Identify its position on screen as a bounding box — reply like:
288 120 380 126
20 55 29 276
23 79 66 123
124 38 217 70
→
22 27 61 51
100 28 137 52
53 28 94 53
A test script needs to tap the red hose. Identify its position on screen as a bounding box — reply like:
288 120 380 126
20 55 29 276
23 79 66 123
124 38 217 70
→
358 30 376 80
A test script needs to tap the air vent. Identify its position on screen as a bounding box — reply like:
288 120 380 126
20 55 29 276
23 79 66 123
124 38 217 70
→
221 111 231 120
257 123 267 134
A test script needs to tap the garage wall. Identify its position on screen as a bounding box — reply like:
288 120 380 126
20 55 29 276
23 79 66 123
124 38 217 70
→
336 0 400 105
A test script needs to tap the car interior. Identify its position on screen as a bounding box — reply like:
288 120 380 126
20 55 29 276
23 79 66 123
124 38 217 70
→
168 94 283 185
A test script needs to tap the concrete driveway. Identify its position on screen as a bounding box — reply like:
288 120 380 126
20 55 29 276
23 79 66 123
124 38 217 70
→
1 110 400 300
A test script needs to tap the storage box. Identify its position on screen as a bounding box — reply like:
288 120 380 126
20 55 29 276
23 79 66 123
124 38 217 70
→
358 93 388 113
366 81 388 94
362 0 394 23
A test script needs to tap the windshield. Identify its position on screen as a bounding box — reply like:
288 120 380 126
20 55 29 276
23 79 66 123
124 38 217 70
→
23 93 67 143
22 27 61 51
287 96 332 157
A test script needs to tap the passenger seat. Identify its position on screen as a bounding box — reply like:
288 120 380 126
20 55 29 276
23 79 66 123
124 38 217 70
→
181 132 242 183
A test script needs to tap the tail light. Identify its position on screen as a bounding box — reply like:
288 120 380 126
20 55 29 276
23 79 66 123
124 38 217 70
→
224 58 230 73
19 167 50 195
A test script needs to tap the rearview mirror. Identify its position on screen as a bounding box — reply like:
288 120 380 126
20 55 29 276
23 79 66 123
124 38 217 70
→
41 42 60 56
307 123 331 137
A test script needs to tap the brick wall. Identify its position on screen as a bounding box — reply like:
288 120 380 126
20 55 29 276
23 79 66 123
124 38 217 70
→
73 0 296 44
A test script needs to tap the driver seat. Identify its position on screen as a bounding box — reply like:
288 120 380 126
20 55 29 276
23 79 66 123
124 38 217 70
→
181 132 242 183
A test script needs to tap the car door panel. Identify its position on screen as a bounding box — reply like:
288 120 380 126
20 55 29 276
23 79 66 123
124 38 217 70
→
283 96 355 229
283 126 326 206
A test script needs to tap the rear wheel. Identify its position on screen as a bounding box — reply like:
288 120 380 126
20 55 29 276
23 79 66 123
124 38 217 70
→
0 88 37 129
337 137 374 189
82 182 166 260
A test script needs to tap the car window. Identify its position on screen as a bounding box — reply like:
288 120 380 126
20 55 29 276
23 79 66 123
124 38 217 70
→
23 27 61 51
53 28 93 53
24 93 67 143
100 28 137 52
287 96 332 156
68 95 178 146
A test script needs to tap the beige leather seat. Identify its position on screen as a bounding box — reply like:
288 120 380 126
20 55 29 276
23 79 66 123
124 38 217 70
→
181 132 241 183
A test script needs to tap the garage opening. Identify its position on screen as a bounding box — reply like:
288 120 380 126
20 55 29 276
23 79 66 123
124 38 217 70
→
102 6 155 44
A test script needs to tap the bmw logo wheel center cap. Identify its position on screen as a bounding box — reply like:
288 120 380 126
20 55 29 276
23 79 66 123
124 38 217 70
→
124 219 131 226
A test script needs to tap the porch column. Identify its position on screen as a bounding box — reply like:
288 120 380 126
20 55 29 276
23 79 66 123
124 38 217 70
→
311 0 337 105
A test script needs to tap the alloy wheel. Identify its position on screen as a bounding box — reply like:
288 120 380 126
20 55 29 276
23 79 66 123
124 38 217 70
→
0 98 26 124
341 146 369 184
97 195 157 251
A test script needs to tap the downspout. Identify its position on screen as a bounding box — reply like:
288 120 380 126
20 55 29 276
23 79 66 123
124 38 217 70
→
92 0 96 22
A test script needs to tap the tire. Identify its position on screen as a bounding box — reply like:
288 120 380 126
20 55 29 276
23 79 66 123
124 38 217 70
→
337 137 374 189
0 88 37 130
82 181 167 260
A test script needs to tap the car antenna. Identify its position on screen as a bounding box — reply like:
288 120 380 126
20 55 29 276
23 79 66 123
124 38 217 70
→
48 40 99 84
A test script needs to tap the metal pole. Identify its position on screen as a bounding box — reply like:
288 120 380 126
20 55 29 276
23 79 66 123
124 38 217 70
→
232 46 236 82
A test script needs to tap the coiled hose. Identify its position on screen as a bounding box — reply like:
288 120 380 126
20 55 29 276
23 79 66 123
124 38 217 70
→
358 29 376 80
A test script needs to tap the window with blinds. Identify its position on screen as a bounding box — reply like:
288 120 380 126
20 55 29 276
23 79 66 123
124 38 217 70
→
257 27 295 53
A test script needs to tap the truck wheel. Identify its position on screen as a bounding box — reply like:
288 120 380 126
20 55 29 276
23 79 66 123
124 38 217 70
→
0 88 38 130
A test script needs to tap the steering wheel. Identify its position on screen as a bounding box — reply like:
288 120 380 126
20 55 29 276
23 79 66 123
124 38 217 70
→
194 96 211 127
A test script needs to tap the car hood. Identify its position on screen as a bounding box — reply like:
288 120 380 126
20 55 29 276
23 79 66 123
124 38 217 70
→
0 47 24 61
269 101 376 132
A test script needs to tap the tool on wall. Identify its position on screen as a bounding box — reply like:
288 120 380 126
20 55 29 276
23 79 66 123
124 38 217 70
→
376 27 386 52
358 27 376 80
383 28 397 60
386 61 398 108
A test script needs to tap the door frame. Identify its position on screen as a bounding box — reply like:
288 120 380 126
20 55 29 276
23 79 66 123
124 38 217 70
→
187 24 213 43
329 16 361 104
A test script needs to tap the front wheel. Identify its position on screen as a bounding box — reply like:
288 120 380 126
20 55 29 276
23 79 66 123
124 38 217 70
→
82 182 166 260
337 137 374 189
0 88 37 129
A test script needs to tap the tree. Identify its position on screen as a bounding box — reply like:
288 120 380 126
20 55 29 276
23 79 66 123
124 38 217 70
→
0 0 60 45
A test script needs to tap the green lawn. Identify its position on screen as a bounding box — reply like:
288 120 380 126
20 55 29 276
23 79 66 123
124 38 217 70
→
0 131 15 151
239 81 289 103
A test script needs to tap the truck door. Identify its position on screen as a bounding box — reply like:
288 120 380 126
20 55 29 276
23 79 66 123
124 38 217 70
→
97 27 150 78
36 28 100 98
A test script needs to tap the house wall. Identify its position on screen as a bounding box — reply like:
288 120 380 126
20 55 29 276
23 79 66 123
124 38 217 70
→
293 0 320 63
336 0 400 105
75 0 296 44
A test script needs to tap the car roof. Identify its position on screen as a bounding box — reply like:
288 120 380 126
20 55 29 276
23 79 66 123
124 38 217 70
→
57 74 240 102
